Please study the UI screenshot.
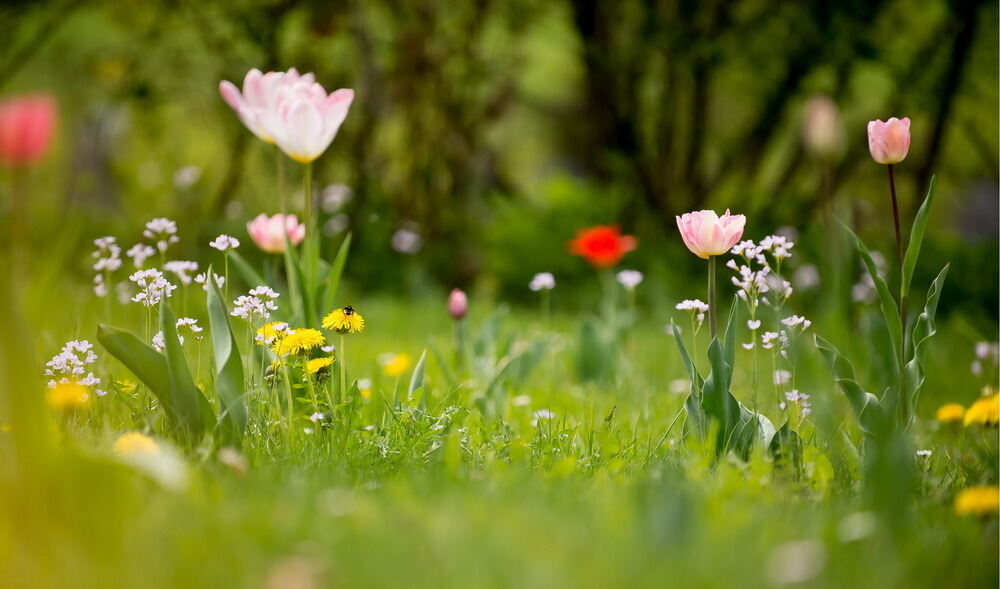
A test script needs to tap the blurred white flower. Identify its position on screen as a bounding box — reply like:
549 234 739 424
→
209 234 240 251
126 243 156 269
837 512 876 543
322 184 353 213
529 272 556 292
143 217 179 253
792 264 820 291
173 165 201 189
616 269 644 290
391 224 423 254
323 214 350 236
767 540 826 585
194 272 225 292
164 260 199 285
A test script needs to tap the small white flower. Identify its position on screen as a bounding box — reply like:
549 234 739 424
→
209 234 240 251
742 342 755 350
391 224 423 254
164 260 199 285
512 395 532 407
531 409 556 426
310 412 325 423
781 315 811 330
773 370 791 386
529 272 556 292
151 331 185 353
747 319 761 330
303 427 315 435
173 165 201 189
129 269 176 307
616 269 644 290
916 449 932 458
126 243 156 269
321 345 336 354
357 378 372 390
194 272 225 292
143 218 179 253
675 299 709 313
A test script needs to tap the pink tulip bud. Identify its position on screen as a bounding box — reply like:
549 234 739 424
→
0 94 57 167
448 289 468 320
246 213 306 254
867 117 910 165
675 209 746 259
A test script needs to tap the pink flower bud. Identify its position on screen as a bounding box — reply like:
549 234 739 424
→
246 213 305 254
675 209 746 259
0 94 57 167
448 289 467 320
867 117 910 165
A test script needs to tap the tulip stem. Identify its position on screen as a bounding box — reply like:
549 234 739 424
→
303 162 313 239
276 146 286 214
708 255 718 340
887 164 909 425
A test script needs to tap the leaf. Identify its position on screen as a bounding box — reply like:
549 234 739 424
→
768 421 802 470
722 297 739 387
160 303 213 441
902 264 948 427
668 320 705 436
407 350 427 403
902 176 935 297
815 335 888 436
841 221 902 374
577 319 612 382
701 338 741 455
322 233 352 314
207 270 248 445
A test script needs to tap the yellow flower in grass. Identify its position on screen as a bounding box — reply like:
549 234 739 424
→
256 321 290 345
955 486 1000 516
113 432 159 456
46 382 91 411
381 353 411 378
935 403 965 423
964 394 999 427
322 306 365 334
274 328 325 356
306 356 335 375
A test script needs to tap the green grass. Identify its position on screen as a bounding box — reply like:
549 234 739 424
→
1 289 997 588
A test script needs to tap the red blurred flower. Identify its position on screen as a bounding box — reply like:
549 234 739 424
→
0 94 57 167
568 225 637 268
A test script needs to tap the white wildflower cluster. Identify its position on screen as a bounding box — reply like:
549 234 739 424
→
728 235 795 309
761 331 790 352
529 272 556 292
126 243 156 269
781 315 812 330
231 286 279 322
152 318 204 353
163 260 199 285
194 272 225 292
143 217 179 253
44 340 106 397
675 299 709 329
256 322 290 345
616 269 644 290
781 389 812 417
91 236 122 297
129 269 177 307
209 234 240 251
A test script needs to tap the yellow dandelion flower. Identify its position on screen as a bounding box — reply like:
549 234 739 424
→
273 328 325 356
955 486 1000 516
306 356 335 375
382 353 412 377
113 432 160 456
963 394 999 427
322 306 365 334
935 403 965 423
46 382 91 412
256 321 289 345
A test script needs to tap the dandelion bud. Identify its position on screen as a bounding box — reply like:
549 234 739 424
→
867 117 910 165
448 288 468 320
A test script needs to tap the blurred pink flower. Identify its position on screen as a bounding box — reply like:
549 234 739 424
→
0 94 57 167
219 68 314 143
867 117 910 164
246 213 305 253
802 95 844 158
268 79 354 164
448 289 468 320
676 209 746 259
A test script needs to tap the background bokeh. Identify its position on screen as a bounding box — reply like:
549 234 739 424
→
2 0 997 321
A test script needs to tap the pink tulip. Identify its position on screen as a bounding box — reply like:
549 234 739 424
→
867 117 910 165
269 80 353 164
0 94 57 167
448 289 468 320
676 209 746 259
219 68 314 144
246 213 306 254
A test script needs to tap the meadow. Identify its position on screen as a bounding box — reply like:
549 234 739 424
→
2 2 999 588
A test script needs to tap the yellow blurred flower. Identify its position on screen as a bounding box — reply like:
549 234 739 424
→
274 328 325 356
963 394 999 427
116 380 138 395
322 306 365 334
381 353 412 378
360 387 372 400
306 356 335 375
935 403 965 423
256 321 289 345
113 432 159 456
955 486 1000 516
46 382 91 411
